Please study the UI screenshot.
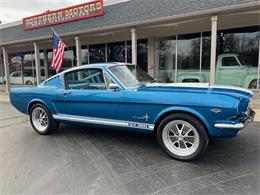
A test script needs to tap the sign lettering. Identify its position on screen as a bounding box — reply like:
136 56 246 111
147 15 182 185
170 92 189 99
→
22 0 104 30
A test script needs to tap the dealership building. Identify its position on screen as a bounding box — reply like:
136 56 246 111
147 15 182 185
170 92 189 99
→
0 0 259 93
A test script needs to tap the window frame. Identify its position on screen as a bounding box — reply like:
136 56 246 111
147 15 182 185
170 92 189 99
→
221 56 241 68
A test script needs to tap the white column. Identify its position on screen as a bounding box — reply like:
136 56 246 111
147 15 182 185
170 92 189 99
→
199 32 203 81
148 37 155 77
210 16 218 85
131 28 137 65
2 46 10 93
33 42 41 85
43 50 48 78
75 36 82 66
175 35 178 83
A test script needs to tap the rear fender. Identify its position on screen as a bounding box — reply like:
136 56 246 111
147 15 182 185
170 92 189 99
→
27 99 53 114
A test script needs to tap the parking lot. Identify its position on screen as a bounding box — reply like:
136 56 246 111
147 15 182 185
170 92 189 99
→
0 101 259 195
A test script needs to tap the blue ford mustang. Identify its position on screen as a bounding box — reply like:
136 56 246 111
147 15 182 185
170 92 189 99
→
9 63 255 161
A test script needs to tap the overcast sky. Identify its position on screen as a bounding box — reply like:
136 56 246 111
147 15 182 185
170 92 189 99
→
0 0 118 24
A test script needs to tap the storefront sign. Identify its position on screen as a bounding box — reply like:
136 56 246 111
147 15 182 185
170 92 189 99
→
22 0 104 30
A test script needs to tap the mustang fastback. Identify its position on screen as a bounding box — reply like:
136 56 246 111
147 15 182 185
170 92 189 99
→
9 63 255 161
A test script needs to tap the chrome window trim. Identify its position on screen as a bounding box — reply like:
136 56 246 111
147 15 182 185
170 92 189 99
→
53 114 154 130
63 67 107 90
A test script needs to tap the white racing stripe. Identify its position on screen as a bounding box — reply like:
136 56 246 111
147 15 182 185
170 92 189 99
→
53 114 154 130
145 83 253 96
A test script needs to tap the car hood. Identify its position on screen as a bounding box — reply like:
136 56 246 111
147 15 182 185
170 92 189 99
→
140 83 253 100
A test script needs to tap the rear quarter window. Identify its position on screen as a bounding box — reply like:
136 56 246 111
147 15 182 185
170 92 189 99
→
43 75 63 88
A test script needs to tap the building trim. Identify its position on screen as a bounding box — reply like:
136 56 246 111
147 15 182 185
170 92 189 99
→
0 1 259 46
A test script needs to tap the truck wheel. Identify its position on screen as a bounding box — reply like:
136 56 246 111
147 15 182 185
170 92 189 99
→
157 113 209 161
26 80 33 85
29 103 59 135
249 80 259 89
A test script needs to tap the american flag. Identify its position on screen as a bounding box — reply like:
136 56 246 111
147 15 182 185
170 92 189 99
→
50 32 68 73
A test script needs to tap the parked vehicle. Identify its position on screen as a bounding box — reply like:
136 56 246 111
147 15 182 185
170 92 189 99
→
0 70 46 85
173 53 259 89
9 63 255 161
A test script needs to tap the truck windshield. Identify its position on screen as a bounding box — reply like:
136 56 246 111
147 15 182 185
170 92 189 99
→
237 55 245 65
108 65 155 88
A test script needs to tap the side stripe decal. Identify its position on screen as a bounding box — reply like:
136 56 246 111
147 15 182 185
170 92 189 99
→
52 114 154 130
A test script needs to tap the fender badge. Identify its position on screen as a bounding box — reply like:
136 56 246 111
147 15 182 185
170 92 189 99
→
133 114 150 121
210 108 222 113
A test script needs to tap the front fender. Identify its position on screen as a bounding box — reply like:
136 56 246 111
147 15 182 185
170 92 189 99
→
153 106 211 134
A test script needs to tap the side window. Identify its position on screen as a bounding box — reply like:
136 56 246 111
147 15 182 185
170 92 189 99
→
12 72 20 77
222 57 239 66
104 72 115 87
65 68 106 90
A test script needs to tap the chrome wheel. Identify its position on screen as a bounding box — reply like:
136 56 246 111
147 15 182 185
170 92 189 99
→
162 120 200 157
31 107 49 132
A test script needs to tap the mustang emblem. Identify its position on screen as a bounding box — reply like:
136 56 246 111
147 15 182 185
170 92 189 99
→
133 114 150 121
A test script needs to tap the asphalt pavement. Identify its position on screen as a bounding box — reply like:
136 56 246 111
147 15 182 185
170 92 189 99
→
0 101 259 195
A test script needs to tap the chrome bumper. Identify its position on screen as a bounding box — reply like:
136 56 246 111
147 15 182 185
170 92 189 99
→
214 108 255 129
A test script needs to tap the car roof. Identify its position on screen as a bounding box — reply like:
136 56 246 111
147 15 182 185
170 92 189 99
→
62 62 132 74
41 62 133 86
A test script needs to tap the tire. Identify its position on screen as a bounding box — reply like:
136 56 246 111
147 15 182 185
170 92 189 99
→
248 79 259 89
26 80 33 85
29 103 59 135
157 113 209 161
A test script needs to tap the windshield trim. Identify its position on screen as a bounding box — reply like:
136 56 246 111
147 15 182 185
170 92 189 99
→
105 64 128 89
106 64 148 90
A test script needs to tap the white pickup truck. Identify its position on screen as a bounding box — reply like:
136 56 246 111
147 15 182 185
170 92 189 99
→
0 71 46 85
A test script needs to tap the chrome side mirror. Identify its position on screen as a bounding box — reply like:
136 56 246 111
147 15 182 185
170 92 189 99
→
108 83 120 91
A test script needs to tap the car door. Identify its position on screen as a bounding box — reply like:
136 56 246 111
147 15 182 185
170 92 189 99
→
53 67 125 121
216 56 243 87
10 72 22 84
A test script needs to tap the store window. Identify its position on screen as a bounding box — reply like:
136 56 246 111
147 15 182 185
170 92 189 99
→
155 26 259 89
216 26 260 89
155 36 176 83
89 44 106 63
137 39 148 72
8 52 34 85
0 53 5 85
107 41 126 62
201 32 211 83
81 45 89 65
177 33 201 83
126 40 132 63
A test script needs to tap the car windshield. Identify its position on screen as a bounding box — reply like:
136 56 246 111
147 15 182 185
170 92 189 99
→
108 65 155 88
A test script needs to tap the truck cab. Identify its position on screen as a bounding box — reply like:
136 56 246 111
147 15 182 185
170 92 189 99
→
215 53 258 88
